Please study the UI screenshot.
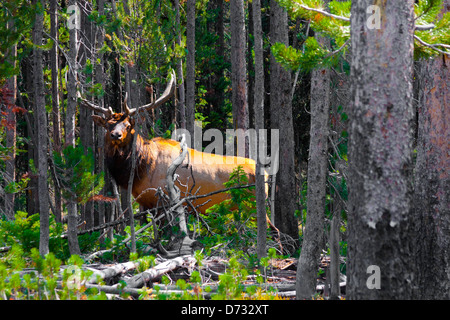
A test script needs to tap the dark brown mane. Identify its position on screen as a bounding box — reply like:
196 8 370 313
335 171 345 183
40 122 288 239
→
105 132 154 189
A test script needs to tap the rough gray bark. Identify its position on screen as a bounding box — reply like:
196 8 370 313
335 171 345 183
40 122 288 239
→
296 28 330 299
230 0 249 154
66 0 81 255
252 0 266 260
414 0 450 298
95 0 106 230
79 0 95 230
34 0 49 256
50 0 62 223
270 0 298 245
347 0 415 299
329 211 340 299
185 0 196 141
3 17 17 221
175 0 186 129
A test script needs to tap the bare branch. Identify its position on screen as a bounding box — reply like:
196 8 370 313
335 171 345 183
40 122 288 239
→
297 4 350 22
414 34 450 56
415 24 436 31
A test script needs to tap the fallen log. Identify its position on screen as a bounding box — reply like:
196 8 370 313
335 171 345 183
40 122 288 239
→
125 255 196 288
84 261 140 284
56 282 142 299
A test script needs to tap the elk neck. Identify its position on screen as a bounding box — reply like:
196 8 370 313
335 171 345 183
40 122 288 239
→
105 130 154 190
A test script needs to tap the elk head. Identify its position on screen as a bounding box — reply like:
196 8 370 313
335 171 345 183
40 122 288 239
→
80 71 176 147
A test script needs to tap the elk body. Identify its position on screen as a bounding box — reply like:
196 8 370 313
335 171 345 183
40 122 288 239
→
81 72 260 217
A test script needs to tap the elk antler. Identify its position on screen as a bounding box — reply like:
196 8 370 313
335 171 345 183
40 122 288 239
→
125 70 176 116
78 92 113 117
123 92 133 115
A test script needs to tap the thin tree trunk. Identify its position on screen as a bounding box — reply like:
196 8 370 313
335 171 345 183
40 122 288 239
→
50 0 62 223
253 0 266 260
347 0 415 299
186 0 196 142
34 0 49 256
329 206 340 299
3 17 17 221
95 0 106 230
79 0 95 230
66 0 81 255
270 0 298 246
230 0 249 157
296 23 330 299
175 0 185 129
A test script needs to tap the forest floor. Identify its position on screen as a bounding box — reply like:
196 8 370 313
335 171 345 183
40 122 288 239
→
75 252 346 300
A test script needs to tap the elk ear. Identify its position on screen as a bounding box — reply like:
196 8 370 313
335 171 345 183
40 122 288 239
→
130 118 135 128
92 115 107 127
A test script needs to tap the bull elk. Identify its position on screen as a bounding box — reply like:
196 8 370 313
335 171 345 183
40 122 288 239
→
80 71 276 252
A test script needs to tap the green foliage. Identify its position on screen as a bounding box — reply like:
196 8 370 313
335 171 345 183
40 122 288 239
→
277 0 351 39
199 166 260 253
271 37 334 72
0 0 36 84
272 0 351 72
53 141 104 205
414 0 450 58
0 211 101 260
274 0 450 71
0 248 108 300
1 212 63 256
143 250 284 300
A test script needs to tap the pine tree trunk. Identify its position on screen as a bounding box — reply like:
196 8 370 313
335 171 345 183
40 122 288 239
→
186 0 196 142
34 0 50 256
50 0 62 223
252 0 266 260
79 0 95 230
296 24 330 299
66 0 81 255
230 0 249 155
95 0 106 230
270 0 298 246
175 0 186 129
347 0 415 299
414 0 450 299
3 17 17 221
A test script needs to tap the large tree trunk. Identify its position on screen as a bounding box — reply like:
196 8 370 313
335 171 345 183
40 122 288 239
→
230 0 249 156
185 0 196 142
252 0 266 260
296 21 330 299
34 0 49 256
66 0 81 255
413 0 450 299
347 0 416 299
270 0 298 246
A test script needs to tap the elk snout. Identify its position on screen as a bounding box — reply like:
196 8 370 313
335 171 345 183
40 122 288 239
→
111 131 122 140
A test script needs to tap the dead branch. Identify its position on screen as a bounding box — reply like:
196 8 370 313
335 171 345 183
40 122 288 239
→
84 261 140 284
125 255 196 288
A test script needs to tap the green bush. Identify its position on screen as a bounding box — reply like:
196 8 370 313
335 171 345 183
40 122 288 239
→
198 166 261 253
